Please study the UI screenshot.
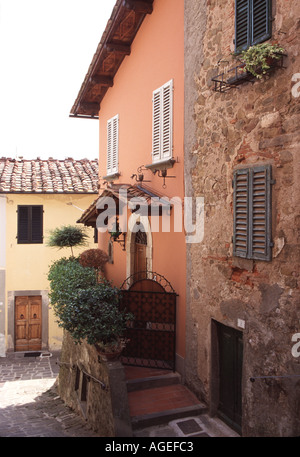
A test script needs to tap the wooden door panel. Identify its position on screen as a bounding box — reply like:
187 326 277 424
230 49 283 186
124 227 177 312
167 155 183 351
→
15 295 42 351
134 244 147 279
217 323 243 433
28 296 42 350
15 297 29 351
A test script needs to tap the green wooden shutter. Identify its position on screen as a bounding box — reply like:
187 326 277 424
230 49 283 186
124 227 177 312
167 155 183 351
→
235 0 250 52
252 0 271 45
233 169 250 258
250 165 272 261
233 165 272 261
235 0 272 52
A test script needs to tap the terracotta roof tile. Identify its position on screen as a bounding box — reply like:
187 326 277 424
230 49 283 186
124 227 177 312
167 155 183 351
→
77 183 172 225
0 157 99 194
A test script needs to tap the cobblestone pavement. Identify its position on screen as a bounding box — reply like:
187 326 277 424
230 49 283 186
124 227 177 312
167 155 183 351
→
0 352 99 437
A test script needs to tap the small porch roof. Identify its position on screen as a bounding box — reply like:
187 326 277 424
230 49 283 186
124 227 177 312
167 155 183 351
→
77 183 172 227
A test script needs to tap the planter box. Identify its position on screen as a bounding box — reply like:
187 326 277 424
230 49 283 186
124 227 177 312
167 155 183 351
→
212 53 286 92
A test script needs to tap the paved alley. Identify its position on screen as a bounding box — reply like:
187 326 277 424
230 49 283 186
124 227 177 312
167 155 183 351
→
0 352 99 437
0 352 239 439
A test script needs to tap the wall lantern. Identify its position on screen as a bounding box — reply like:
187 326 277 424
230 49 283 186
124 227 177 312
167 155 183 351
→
109 217 126 250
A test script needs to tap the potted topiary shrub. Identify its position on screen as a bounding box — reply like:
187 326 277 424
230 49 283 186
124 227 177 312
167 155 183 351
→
238 43 285 79
47 225 89 256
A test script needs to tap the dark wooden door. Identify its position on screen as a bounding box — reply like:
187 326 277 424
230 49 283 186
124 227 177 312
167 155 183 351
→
217 323 243 433
134 229 147 280
134 243 147 274
15 296 42 351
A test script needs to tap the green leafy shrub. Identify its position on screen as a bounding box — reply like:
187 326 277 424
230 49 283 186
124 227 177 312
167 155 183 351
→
48 257 133 346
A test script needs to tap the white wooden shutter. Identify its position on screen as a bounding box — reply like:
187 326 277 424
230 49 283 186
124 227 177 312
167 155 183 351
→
107 114 119 175
152 88 161 162
162 80 173 159
152 80 173 162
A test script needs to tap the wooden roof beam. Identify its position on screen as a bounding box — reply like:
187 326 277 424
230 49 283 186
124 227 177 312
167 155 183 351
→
79 102 100 114
123 0 153 14
104 43 131 55
90 75 114 87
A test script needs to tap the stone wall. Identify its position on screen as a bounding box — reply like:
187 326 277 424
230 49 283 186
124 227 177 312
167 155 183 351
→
57 332 132 437
184 0 300 436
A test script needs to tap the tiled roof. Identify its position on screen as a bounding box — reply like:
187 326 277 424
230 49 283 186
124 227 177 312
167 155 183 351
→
0 157 99 193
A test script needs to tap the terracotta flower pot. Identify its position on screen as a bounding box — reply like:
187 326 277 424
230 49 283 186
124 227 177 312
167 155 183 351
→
95 342 123 362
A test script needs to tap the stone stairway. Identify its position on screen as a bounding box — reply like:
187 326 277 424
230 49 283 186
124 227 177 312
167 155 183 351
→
124 366 207 431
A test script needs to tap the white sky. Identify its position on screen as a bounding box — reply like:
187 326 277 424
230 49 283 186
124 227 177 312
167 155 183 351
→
0 0 116 161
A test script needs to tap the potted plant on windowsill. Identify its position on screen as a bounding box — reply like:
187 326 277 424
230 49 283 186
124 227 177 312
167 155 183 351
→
238 43 285 79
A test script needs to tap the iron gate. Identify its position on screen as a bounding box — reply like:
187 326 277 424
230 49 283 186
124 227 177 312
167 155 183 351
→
119 271 177 370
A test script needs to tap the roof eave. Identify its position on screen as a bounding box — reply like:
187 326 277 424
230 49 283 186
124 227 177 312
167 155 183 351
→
70 0 154 118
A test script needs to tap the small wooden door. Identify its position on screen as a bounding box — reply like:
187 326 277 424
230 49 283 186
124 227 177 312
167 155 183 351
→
15 296 42 351
217 323 243 433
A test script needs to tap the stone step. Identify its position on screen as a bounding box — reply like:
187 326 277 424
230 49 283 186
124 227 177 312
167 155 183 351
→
127 383 207 430
131 403 208 430
126 371 181 392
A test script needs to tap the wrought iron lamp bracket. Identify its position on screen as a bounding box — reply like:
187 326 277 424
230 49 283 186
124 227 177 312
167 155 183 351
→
131 165 151 183
152 168 176 188
109 217 126 250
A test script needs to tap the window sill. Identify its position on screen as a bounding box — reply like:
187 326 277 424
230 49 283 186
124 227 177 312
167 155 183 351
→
102 172 120 182
145 158 175 172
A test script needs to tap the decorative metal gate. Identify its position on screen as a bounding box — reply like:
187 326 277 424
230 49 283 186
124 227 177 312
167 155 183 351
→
119 271 177 370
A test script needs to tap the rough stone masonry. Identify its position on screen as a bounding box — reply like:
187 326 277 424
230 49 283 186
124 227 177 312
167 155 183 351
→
184 0 300 437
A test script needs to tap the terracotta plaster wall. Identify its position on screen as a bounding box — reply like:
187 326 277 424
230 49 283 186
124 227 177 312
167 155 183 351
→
98 0 187 362
185 0 300 436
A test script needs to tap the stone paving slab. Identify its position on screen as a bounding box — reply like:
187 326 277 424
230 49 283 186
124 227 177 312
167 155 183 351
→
133 414 239 438
0 352 99 437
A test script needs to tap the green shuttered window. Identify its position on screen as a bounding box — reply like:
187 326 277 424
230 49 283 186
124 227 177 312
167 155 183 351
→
235 0 272 52
233 165 272 261
17 205 43 244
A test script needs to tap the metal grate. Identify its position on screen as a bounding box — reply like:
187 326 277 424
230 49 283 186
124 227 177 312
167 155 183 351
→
120 272 177 370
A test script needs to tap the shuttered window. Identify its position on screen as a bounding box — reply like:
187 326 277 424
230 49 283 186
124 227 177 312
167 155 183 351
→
17 205 43 244
235 0 272 52
233 165 273 261
107 114 119 175
152 80 173 163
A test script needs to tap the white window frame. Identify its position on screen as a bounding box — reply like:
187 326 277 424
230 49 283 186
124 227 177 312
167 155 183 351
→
107 114 119 175
152 79 173 163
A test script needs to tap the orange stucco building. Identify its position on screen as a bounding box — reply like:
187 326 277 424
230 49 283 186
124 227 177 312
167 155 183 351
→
72 0 186 374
